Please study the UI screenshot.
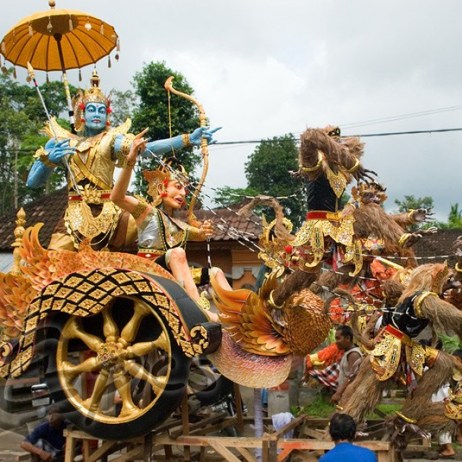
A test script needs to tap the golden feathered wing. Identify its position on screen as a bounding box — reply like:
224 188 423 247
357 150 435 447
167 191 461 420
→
0 223 175 342
0 272 36 339
18 224 174 292
211 271 331 357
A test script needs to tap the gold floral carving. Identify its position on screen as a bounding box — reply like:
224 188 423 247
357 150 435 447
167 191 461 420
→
64 200 120 246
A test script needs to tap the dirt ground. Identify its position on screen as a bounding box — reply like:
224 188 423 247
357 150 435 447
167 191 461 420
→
0 426 28 462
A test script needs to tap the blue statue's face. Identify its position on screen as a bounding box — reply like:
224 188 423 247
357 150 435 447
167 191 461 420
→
84 102 107 131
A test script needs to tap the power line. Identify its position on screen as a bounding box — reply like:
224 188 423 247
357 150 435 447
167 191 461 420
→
213 127 462 146
3 126 462 155
340 104 462 129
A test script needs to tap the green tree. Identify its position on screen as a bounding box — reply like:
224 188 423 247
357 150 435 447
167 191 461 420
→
394 195 434 213
245 134 305 227
447 203 462 228
0 70 73 214
213 186 259 208
437 203 462 229
131 62 202 196
110 89 137 127
214 134 305 226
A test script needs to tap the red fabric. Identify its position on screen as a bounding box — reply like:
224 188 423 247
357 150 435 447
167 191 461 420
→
305 343 343 369
308 362 340 391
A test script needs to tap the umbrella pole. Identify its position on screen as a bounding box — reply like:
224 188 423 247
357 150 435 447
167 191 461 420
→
52 34 81 193
54 33 75 131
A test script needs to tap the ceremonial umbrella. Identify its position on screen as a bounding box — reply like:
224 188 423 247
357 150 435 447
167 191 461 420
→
0 0 119 124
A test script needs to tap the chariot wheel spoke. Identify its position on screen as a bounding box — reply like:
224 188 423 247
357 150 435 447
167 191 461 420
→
62 356 102 381
113 370 138 417
83 369 110 412
123 360 168 396
102 307 120 341
125 331 169 358
62 317 104 352
120 302 152 344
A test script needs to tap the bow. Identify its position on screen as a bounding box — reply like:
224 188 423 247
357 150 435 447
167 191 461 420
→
164 76 208 225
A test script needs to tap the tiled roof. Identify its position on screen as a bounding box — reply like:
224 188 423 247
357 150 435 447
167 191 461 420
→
0 188 68 251
187 209 262 242
0 190 262 251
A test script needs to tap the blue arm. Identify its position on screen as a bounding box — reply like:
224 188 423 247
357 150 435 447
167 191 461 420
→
144 134 187 156
113 127 220 161
26 139 59 189
26 138 76 188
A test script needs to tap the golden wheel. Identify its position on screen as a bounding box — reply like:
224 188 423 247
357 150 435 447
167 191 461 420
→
44 296 189 440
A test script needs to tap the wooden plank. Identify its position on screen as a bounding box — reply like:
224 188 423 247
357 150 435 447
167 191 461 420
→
208 440 241 462
234 383 244 433
180 394 190 461
170 413 229 438
235 446 257 462
301 428 327 440
64 434 76 462
277 447 294 462
153 434 266 449
108 445 143 462
144 433 152 462
268 440 278 462
272 415 306 440
87 441 120 462
262 439 269 462
377 451 390 462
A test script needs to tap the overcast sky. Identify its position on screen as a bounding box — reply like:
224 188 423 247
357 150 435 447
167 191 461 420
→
3 1 462 220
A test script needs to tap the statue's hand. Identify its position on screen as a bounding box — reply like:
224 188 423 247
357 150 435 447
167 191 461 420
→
412 208 434 223
200 219 214 238
48 138 76 164
190 126 221 146
421 226 437 235
352 166 377 182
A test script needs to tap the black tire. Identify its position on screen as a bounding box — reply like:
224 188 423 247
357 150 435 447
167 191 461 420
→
189 358 234 406
44 295 190 440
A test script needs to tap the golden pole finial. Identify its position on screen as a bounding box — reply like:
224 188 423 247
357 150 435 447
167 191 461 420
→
49 0 56 8
11 208 26 274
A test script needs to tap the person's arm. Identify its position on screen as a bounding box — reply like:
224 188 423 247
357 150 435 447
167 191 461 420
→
143 126 219 156
331 351 362 403
27 138 77 188
113 127 220 162
186 219 214 242
20 441 53 461
111 131 148 215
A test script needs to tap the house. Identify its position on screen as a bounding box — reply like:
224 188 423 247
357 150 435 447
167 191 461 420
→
0 188 263 289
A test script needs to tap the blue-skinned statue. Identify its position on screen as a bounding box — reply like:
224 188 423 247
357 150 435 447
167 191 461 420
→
27 71 218 251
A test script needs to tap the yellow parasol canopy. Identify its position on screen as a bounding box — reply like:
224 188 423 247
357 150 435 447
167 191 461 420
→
0 1 119 73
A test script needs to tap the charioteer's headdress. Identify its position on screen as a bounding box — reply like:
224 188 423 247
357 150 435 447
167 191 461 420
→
73 70 112 132
143 158 189 207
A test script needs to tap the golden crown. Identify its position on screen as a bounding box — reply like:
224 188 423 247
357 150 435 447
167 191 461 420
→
73 70 111 132
144 159 189 206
